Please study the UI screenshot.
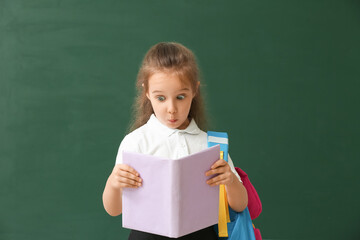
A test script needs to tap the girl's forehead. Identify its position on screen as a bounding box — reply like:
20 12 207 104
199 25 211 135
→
148 71 192 89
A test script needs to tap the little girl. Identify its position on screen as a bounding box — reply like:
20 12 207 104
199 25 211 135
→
102 42 248 240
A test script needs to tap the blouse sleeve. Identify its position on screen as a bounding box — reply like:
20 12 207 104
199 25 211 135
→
227 154 242 182
115 134 141 165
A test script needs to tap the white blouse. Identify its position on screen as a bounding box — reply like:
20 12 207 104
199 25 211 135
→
115 114 241 181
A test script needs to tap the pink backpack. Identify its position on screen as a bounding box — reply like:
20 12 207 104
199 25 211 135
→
235 167 262 240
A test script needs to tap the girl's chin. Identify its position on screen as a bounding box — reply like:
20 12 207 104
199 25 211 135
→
176 119 190 130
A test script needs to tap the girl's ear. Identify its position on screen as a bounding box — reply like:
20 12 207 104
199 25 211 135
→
194 81 200 97
143 83 150 99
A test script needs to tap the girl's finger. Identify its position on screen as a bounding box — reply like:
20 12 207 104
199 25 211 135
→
211 159 227 169
120 183 139 189
117 164 140 177
208 171 234 186
205 167 225 176
206 174 226 186
116 176 142 187
206 161 231 176
116 170 142 183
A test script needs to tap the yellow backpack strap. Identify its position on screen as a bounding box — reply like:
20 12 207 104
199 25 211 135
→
218 151 230 237
207 131 230 237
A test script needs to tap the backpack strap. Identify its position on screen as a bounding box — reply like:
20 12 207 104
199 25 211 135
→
207 131 230 237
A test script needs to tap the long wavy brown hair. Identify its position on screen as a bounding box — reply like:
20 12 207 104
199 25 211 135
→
128 42 208 133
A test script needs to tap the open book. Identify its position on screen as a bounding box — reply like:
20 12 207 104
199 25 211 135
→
122 145 220 238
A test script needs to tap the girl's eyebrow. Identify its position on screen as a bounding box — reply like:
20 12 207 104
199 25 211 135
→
152 90 162 94
178 88 190 92
151 88 190 94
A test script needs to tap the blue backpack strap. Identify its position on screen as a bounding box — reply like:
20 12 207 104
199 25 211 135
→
207 131 229 162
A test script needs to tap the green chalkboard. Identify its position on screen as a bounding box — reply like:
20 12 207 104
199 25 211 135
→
1 0 359 239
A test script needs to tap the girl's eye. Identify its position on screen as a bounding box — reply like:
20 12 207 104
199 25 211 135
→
177 95 185 100
157 96 165 101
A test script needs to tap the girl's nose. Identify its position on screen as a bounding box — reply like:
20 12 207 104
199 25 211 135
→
168 100 177 114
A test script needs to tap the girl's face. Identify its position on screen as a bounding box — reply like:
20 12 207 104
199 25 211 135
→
146 71 196 129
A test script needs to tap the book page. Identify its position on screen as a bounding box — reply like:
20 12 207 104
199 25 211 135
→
122 154 173 236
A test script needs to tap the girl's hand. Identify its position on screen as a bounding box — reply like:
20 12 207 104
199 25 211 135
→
109 164 142 190
205 159 236 187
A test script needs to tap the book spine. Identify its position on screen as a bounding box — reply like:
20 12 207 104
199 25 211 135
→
170 160 181 238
